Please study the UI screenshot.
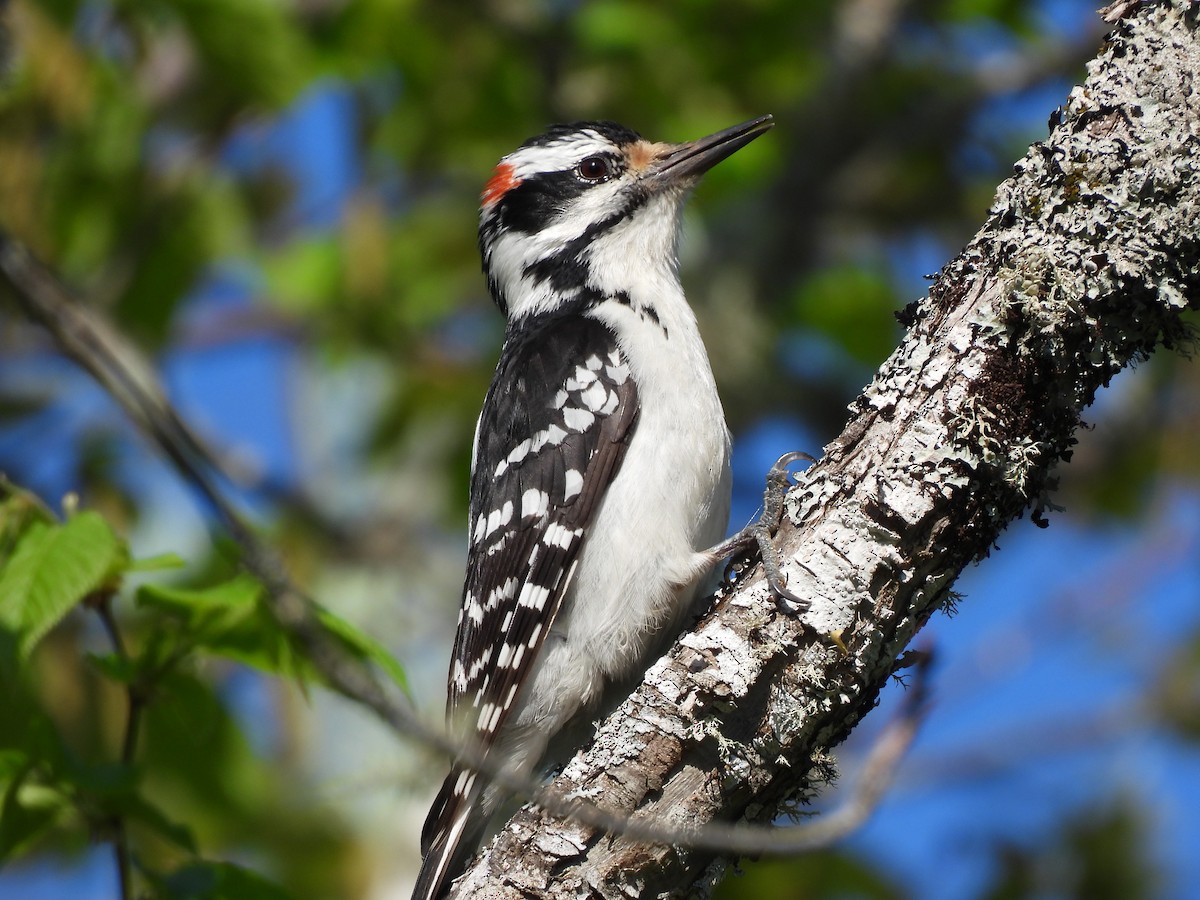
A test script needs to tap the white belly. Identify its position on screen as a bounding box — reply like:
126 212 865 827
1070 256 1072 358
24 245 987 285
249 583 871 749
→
513 299 731 732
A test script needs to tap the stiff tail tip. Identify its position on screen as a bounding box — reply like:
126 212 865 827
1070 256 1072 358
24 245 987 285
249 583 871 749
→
412 769 481 900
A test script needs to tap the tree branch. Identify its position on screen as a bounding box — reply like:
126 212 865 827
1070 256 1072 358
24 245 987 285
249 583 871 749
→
456 2 1200 896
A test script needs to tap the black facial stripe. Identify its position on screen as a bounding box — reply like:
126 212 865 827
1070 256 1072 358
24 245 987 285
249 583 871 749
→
479 191 652 315
642 303 666 336
603 288 669 337
498 171 583 235
519 194 650 294
478 120 650 315
496 150 625 237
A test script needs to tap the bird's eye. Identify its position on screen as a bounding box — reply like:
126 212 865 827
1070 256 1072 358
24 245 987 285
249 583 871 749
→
576 156 612 182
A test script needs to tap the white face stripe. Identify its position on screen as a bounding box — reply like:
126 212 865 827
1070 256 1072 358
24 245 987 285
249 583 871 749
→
502 131 621 180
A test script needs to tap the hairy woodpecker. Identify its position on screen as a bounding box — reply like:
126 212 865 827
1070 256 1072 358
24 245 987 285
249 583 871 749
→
414 115 779 900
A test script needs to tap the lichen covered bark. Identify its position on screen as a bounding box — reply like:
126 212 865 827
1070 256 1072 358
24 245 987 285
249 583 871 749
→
453 3 1200 896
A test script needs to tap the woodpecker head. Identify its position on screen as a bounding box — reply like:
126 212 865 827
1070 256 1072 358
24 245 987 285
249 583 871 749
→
479 116 773 320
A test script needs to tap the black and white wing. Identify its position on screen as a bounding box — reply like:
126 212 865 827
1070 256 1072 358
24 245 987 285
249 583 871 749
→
415 312 638 898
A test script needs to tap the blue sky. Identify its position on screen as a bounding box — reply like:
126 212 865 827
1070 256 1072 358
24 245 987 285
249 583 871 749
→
853 490 1200 898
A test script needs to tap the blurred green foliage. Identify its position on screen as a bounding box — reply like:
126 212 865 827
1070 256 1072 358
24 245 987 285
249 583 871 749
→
980 800 1158 900
0 0 1194 897
0 478 400 896
714 849 905 900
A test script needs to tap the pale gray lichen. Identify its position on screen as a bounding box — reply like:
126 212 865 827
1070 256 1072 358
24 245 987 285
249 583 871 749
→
982 2 1200 362
1001 436 1047 495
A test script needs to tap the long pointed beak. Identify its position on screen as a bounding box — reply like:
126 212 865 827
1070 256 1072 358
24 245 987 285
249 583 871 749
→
645 115 774 187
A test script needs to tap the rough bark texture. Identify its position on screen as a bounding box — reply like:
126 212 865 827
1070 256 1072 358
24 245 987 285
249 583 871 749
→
453 3 1200 896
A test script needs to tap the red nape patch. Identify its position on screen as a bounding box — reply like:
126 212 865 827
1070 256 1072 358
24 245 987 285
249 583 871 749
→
481 162 520 205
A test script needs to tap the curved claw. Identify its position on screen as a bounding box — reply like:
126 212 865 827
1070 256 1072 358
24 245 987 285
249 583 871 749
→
769 449 816 479
760 450 815 537
758 451 814 613
753 521 810 614
704 450 815 615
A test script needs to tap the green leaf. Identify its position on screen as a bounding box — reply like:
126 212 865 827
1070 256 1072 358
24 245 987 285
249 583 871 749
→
314 605 409 696
87 651 138 684
43 753 197 853
136 575 409 693
136 575 293 675
115 792 197 853
0 511 129 661
135 574 263 622
0 763 69 862
126 552 188 573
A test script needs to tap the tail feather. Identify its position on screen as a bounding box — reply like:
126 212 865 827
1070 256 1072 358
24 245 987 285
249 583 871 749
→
413 768 484 900
415 720 560 897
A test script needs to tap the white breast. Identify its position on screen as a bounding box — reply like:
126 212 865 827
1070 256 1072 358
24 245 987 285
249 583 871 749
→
571 285 732 672
513 193 732 734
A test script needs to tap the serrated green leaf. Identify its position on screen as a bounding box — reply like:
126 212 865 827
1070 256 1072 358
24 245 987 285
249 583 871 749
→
136 574 261 624
0 511 129 661
137 575 296 676
137 575 408 693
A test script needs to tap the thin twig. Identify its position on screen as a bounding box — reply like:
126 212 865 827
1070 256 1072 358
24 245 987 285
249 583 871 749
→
92 593 137 900
531 647 932 857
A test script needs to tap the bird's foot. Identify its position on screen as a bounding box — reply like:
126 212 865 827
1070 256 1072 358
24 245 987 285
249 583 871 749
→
710 451 814 614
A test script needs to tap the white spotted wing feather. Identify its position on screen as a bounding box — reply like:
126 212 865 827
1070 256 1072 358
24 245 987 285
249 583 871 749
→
418 313 637 887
